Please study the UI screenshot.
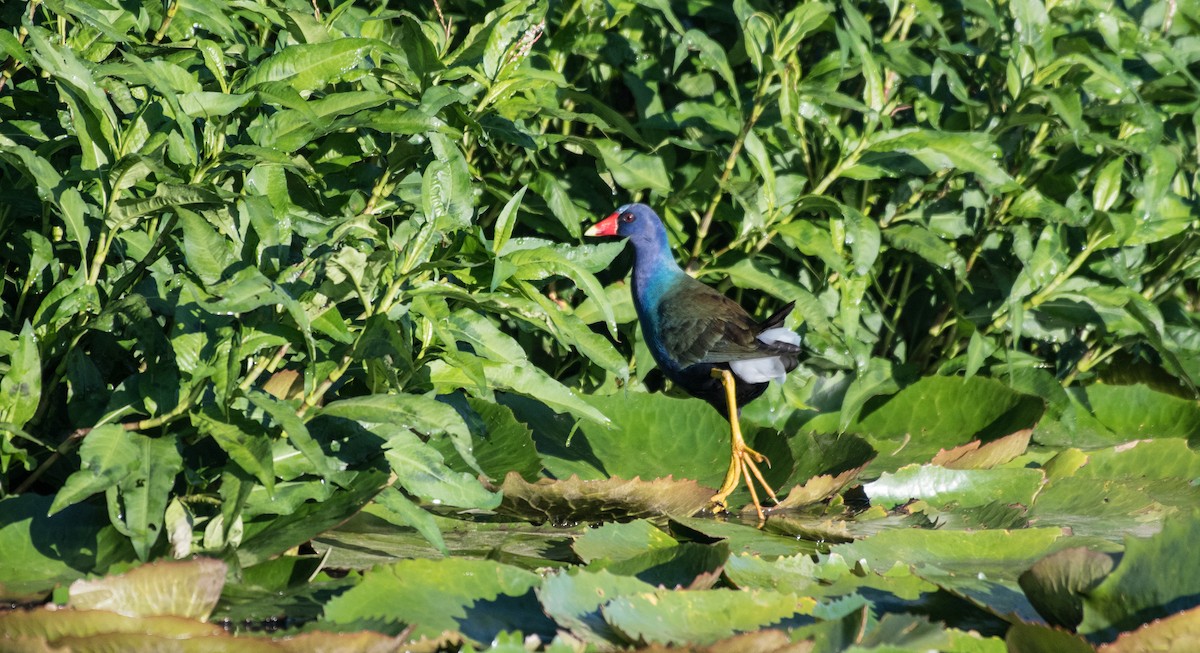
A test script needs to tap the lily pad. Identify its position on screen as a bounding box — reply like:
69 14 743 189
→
68 558 227 620
321 557 550 641
0 608 226 641
489 473 713 523
0 494 136 600
829 375 1043 472
833 527 1071 623
1098 604 1200 652
602 588 808 646
725 551 937 604
671 517 820 558
864 465 1044 509
536 568 658 646
595 542 730 590
1080 512 1200 642
1005 623 1096 653
573 519 677 564
636 629 815 653
931 429 1033 469
1019 546 1116 629
767 458 871 512
312 511 582 571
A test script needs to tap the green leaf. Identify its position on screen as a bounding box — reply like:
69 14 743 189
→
492 185 527 255
430 354 611 426
1019 546 1116 629
370 486 448 556
1006 624 1096 653
865 130 1021 191
51 424 139 515
864 465 1044 509
423 132 475 232
322 558 544 639
24 26 117 170
725 550 936 601
58 187 90 263
506 243 621 334
0 494 135 598
109 185 222 224
838 375 1042 470
431 395 543 482
1081 384 1200 443
178 209 237 286
838 357 899 431
1096 606 1200 653
319 392 482 475
594 139 670 194
238 39 375 92
0 322 41 429
191 408 275 495
236 470 389 567
383 429 499 510
572 392 732 488
537 568 658 645
682 30 738 102
1080 512 1200 640
573 519 677 564
1093 157 1124 212
602 588 806 645
493 474 712 523
117 433 183 560
247 391 341 480
834 527 1070 623
68 558 226 620
884 223 967 277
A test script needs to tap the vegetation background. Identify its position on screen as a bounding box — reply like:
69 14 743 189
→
1 0 1199 650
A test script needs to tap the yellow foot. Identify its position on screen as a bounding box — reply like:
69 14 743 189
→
708 368 780 522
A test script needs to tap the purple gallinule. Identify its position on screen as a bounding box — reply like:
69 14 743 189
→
586 203 801 519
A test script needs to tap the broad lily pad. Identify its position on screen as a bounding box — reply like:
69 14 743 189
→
1080 512 1200 642
864 465 1044 509
536 568 658 645
1098 604 1200 652
636 629 814 653
931 429 1032 469
489 473 713 523
819 376 1043 472
573 519 678 564
68 558 227 620
0 494 135 600
1005 623 1095 653
766 459 871 512
321 558 550 641
833 527 1071 622
1019 546 1116 630
725 552 936 603
602 588 808 645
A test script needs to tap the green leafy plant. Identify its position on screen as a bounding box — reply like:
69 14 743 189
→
1 0 1199 650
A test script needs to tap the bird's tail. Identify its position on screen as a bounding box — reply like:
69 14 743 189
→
758 300 796 330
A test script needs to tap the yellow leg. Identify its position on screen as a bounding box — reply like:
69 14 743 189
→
708 369 778 521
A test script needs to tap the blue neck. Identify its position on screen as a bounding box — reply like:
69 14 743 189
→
628 223 687 376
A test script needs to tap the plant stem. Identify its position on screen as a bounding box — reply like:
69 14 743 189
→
152 0 178 44
238 343 291 392
298 356 352 417
988 232 1105 334
14 387 201 494
686 76 772 272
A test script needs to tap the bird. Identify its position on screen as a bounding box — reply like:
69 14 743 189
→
585 203 802 520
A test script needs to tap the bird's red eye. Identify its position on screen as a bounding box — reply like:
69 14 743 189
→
620 212 635 223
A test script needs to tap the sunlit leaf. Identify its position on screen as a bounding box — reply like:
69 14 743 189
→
69 558 227 620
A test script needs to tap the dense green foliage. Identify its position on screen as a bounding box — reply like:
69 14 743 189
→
1 0 1200 649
